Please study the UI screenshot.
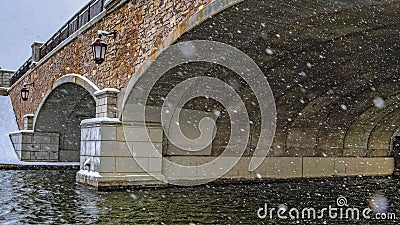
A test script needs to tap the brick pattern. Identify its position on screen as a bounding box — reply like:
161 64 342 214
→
8 0 213 129
95 88 119 118
0 70 13 87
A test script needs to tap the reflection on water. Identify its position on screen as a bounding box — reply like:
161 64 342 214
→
0 170 399 224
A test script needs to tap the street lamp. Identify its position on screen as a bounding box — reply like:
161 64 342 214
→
21 82 34 101
91 30 117 64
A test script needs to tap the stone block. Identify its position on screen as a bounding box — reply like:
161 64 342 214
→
116 126 125 142
130 141 162 157
99 157 116 173
22 134 33 144
81 128 89 141
35 152 50 160
334 158 347 175
100 141 131 157
148 157 162 172
100 125 117 141
166 144 212 156
59 150 80 162
303 157 335 178
21 151 31 160
98 97 106 106
163 158 196 179
49 151 58 160
50 134 59 144
41 144 59 152
273 157 303 178
22 143 35 151
34 134 51 144
88 127 101 141
116 157 147 173
124 126 162 143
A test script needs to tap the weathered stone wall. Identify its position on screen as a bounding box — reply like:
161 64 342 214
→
10 131 60 161
0 69 13 87
8 0 213 129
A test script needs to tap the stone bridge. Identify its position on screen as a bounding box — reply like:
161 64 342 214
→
1 0 399 189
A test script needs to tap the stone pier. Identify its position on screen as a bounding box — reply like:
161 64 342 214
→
9 114 60 161
76 88 166 188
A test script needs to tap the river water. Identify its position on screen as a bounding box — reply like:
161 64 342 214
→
0 170 399 224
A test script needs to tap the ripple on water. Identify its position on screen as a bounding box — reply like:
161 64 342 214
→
0 170 399 224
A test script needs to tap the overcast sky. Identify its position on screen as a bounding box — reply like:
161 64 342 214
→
0 0 87 71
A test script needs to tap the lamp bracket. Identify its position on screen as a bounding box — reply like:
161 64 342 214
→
97 30 117 39
23 82 34 87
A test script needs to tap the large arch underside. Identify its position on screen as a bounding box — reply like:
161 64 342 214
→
35 83 96 161
126 0 400 158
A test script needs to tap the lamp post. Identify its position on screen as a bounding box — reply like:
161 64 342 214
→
91 30 117 64
21 82 34 101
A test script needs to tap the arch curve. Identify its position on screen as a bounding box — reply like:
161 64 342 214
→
34 73 100 129
33 74 99 161
122 0 400 158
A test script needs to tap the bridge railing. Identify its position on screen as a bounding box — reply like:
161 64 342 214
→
10 0 104 86
10 57 33 85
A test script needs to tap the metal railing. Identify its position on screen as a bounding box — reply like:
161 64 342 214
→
10 58 33 85
10 0 104 85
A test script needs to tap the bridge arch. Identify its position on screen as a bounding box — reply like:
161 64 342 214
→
34 74 99 161
122 0 400 158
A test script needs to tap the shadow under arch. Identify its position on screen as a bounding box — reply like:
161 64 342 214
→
122 0 400 159
33 74 99 161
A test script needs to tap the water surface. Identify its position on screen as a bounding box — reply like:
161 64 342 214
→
0 170 399 224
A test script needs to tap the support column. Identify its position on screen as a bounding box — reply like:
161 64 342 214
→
76 88 165 189
23 114 34 130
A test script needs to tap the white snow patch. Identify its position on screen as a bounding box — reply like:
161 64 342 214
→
179 42 196 57
369 193 389 213
0 96 19 163
265 48 274 55
373 97 385 109
94 88 120 95
77 169 102 177
81 117 121 125
213 109 221 117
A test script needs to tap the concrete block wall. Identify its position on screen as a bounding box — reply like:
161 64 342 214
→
9 131 60 161
0 69 13 87
162 156 394 182
77 118 165 188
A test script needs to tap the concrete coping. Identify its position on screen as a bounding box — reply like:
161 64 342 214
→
94 88 120 97
81 117 121 126
9 130 34 135
23 114 35 118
